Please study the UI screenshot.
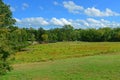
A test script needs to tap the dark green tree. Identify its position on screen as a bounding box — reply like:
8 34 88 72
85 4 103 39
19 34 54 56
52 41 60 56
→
48 29 58 42
110 28 120 41
0 0 16 27
41 34 48 43
62 25 74 41
0 29 13 75
37 27 46 42
99 27 112 41
0 0 20 75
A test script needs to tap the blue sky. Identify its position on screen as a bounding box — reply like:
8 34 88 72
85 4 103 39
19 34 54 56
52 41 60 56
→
3 0 120 29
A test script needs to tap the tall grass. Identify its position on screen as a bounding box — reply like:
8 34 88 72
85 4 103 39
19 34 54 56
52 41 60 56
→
12 42 120 63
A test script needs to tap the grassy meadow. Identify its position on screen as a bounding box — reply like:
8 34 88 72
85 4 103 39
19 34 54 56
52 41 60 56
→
1 54 120 80
14 42 120 63
1 42 120 80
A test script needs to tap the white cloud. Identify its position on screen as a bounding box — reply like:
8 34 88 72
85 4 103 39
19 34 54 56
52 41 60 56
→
84 7 120 17
69 18 120 29
15 17 120 29
22 3 29 10
15 17 49 28
62 18 120 29
15 17 71 28
87 18 100 24
50 18 71 26
86 18 109 28
62 1 120 17
63 1 84 14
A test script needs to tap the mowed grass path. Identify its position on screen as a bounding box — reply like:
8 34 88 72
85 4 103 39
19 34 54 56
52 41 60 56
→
1 54 120 80
14 42 120 63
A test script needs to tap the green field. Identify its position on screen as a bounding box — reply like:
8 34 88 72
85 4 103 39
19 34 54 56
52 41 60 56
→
1 54 120 80
14 42 120 63
1 42 120 80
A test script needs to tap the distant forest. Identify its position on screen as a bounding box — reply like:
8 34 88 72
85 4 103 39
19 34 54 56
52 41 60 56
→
15 25 120 43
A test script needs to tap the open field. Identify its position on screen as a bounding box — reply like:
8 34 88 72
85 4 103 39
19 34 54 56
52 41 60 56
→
1 54 120 80
13 42 120 63
1 42 120 80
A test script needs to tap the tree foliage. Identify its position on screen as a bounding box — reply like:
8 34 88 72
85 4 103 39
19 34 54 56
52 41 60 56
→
28 26 120 42
0 0 29 75
0 0 15 27
0 29 12 75
41 34 48 43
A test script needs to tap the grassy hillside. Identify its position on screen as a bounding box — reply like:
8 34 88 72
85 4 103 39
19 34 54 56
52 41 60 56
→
1 54 120 80
13 42 120 63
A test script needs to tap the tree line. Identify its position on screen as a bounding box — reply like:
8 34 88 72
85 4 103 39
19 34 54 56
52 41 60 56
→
24 25 120 43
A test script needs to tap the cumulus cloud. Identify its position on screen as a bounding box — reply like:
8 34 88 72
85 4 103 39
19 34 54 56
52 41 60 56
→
86 18 109 28
15 17 71 28
70 18 120 29
84 7 120 17
22 3 29 10
66 18 120 29
63 1 84 14
62 1 120 17
50 18 71 26
15 17 49 28
15 17 120 29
